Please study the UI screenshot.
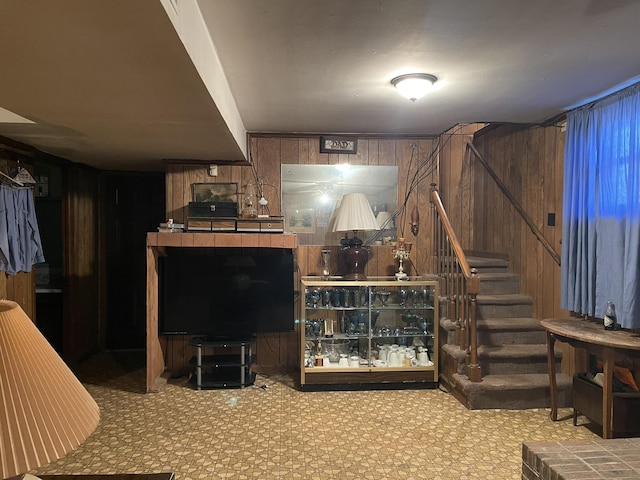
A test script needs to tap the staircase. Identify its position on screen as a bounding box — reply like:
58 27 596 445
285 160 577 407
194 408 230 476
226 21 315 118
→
439 255 573 410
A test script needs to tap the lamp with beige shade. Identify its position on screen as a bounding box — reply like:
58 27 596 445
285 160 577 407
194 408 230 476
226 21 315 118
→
0 300 100 480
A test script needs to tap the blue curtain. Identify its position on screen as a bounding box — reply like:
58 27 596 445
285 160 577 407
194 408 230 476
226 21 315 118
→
561 83 640 328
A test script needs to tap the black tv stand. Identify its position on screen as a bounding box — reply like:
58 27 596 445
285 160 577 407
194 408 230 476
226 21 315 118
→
188 337 256 389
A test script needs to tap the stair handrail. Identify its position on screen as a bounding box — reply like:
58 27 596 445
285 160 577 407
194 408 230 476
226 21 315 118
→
430 185 481 382
467 141 561 266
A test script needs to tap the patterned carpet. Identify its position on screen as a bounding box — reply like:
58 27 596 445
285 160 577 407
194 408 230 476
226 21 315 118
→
30 352 598 480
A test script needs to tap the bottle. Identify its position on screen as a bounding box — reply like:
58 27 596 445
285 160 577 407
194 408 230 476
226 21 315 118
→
241 182 258 219
604 300 617 331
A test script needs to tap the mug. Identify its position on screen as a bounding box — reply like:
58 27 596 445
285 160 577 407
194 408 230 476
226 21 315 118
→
417 351 430 366
322 356 331 367
388 351 401 367
350 355 360 367
378 347 388 362
338 354 349 367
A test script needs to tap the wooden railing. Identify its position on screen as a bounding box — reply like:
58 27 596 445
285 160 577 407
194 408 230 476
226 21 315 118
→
430 185 482 382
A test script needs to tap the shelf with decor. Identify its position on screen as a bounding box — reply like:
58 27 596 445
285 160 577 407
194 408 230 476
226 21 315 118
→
300 276 438 390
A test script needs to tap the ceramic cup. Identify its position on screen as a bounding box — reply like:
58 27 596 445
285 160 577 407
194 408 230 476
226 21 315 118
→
378 347 388 362
388 351 401 367
417 351 430 366
338 354 349 367
350 355 360 367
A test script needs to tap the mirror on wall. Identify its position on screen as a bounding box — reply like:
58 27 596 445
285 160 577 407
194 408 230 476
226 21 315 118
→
281 164 398 246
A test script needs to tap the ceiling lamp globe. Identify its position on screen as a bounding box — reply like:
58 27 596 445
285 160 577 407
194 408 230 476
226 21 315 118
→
391 73 437 102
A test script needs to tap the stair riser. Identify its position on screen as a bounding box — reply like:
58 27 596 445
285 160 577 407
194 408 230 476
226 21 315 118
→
479 277 520 295
478 303 532 319
466 386 570 410
441 345 560 375
478 358 555 375
441 326 547 347
441 325 547 345
471 266 509 274
477 329 547 345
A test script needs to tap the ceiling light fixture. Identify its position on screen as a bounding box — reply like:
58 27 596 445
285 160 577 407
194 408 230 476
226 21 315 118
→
391 73 437 102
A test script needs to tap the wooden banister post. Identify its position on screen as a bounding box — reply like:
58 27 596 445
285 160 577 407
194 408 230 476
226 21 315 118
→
467 268 482 382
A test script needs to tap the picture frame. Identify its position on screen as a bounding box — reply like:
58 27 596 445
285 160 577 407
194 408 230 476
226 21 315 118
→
192 182 238 203
320 135 358 154
286 207 316 233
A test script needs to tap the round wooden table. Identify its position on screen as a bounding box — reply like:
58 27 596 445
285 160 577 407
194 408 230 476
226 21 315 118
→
540 317 640 438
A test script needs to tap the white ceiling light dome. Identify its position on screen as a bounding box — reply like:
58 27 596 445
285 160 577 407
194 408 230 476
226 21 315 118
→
391 73 438 102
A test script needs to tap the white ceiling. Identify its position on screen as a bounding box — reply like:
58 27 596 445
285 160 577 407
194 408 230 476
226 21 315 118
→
1 0 640 172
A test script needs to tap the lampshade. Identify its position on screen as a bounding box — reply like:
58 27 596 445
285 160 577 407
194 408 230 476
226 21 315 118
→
376 211 393 230
391 73 437 102
331 193 380 233
0 300 100 479
331 193 379 280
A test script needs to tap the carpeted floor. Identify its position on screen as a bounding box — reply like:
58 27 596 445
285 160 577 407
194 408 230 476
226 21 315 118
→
30 352 599 480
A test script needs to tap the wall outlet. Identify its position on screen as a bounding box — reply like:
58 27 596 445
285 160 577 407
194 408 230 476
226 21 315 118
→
208 165 218 177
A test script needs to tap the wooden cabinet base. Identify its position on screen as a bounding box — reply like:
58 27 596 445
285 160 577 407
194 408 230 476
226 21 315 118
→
300 369 437 391
573 374 640 437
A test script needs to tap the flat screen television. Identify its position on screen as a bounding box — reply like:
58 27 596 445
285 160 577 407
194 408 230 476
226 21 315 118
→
159 247 294 339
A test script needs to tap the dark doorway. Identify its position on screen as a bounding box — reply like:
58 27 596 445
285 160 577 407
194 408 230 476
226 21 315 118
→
104 172 165 350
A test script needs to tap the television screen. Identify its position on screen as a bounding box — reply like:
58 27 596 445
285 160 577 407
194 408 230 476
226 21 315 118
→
159 247 294 339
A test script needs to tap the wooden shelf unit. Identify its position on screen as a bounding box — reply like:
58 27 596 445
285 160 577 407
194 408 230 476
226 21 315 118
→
146 232 297 393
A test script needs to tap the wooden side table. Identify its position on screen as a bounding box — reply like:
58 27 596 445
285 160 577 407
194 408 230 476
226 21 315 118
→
540 317 640 439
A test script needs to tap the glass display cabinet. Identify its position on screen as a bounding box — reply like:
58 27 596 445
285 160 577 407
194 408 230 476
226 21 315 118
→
300 276 438 390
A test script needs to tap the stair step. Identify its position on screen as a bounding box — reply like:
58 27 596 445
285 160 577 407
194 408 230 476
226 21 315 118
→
477 318 547 345
441 343 561 374
477 344 556 375
467 256 509 273
453 373 573 410
439 317 547 345
478 272 520 295
477 294 533 318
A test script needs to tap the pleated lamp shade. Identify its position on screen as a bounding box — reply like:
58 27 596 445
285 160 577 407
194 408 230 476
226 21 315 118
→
331 193 380 233
0 300 100 479
331 193 379 280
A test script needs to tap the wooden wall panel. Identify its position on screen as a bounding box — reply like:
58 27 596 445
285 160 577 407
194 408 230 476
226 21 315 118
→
437 125 483 251
161 127 576 376
451 123 567 322
64 165 100 366
162 134 440 374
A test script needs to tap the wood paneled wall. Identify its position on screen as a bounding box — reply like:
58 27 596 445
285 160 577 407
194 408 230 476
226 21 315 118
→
438 123 577 374
250 135 440 277
0 138 104 368
436 124 486 249
163 135 440 373
463 124 566 321
166 135 444 278
164 128 579 375
64 165 101 366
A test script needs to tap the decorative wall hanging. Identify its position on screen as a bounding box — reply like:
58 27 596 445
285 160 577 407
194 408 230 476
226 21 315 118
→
320 136 357 154
191 182 237 203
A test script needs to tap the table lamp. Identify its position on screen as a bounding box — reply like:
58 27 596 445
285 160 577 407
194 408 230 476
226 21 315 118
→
331 193 380 280
0 300 100 480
